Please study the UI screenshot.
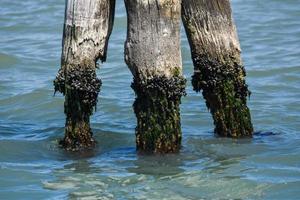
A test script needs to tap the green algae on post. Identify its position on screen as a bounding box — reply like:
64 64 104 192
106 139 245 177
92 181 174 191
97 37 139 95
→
182 0 253 137
124 0 185 153
132 75 186 153
54 0 115 151
192 54 253 137
54 66 101 151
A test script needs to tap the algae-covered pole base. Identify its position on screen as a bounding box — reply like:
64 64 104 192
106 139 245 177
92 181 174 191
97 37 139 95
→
125 0 186 153
182 0 253 137
54 0 115 151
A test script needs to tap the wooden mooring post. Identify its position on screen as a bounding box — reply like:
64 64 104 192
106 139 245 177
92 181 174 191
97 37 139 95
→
182 0 253 137
124 0 186 153
54 0 115 151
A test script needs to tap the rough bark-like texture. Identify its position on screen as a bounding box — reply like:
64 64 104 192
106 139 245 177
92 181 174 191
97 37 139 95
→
54 0 115 151
182 0 253 137
125 0 186 153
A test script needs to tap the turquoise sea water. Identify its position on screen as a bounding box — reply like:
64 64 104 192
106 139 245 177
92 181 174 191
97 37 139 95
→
0 0 300 199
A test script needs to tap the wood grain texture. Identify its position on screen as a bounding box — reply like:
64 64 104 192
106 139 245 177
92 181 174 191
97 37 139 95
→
182 0 241 62
182 0 253 137
55 0 115 150
125 0 186 153
62 0 115 67
125 0 182 79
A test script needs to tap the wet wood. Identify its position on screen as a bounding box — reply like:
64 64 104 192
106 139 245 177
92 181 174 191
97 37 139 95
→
182 0 253 137
54 0 115 151
125 0 186 153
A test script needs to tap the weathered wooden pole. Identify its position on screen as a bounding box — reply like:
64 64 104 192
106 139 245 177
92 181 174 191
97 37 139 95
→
54 0 115 150
182 0 253 137
124 0 186 153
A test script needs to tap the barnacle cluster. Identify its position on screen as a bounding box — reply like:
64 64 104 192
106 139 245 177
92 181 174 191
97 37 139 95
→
131 75 186 153
54 69 65 94
54 66 101 116
54 65 101 150
132 75 186 101
192 54 253 137
192 54 250 102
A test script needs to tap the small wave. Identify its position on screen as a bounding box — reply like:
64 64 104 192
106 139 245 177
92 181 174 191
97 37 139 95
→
0 53 20 72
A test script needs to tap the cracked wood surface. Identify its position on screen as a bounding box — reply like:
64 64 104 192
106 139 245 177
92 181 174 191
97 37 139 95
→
182 0 242 63
55 0 115 150
61 0 115 69
182 0 253 137
124 0 182 79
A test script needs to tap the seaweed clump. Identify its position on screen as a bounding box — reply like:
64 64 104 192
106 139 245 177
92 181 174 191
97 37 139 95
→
54 66 101 151
132 75 186 153
192 54 253 137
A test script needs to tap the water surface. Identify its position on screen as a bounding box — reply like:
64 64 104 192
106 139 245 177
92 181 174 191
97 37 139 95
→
0 0 299 199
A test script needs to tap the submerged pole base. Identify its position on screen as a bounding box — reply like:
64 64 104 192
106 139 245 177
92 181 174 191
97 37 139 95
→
59 119 96 151
54 65 101 151
192 54 253 137
132 75 186 153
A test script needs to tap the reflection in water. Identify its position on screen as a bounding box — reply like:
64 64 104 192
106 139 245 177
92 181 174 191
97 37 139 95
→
60 149 99 161
44 160 113 199
42 133 287 199
63 160 101 174
128 154 185 176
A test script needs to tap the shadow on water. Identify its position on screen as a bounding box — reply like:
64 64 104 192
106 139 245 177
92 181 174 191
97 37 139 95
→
253 130 288 144
253 130 281 139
